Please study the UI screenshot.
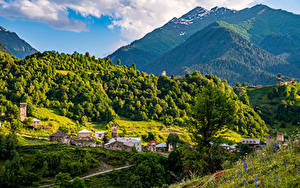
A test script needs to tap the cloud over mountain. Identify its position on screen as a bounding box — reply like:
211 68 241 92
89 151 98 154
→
0 0 259 39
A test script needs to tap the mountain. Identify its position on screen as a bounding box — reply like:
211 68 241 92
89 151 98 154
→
144 22 300 85
108 4 300 71
0 42 12 55
0 26 38 58
108 6 238 69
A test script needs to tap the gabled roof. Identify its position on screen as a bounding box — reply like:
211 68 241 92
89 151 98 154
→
95 131 105 134
147 141 158 146
241 138 260 144
220 143 229 147
78 129 92 133
105 137 141 146
33 118 41 122
50 131 69 137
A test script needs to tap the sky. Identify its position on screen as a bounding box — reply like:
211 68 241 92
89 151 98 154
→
0 0 299 58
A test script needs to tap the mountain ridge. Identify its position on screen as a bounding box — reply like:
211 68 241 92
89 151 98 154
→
0 26 38 58
108 4 300 80
144 22 300 85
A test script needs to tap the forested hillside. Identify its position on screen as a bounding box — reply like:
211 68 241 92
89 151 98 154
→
247 84 300 135
145 22 300 85
0 51 267 139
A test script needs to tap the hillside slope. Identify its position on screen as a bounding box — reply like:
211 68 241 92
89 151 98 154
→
0 51 268 139
0 42 12 55
145 22 300 85
172 141 300 187
247 84 300 135
0 26 37 58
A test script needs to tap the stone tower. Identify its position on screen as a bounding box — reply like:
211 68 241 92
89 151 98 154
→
161 70 166 76
20 103 27 121
277 132 284 142
111 124 118 138
277 73 282 85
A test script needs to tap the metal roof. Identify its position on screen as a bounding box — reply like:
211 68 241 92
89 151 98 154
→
105 137 141 146
156 143 167 148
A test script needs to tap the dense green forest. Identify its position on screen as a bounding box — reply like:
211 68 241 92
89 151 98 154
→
0 51 267 138
246 85 300 135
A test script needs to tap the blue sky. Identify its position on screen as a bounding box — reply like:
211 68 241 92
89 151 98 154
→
0 0 299 58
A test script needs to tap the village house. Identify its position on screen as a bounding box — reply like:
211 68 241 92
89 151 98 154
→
49 131 70 144
78 129 93 138
104 137 142 152
104 140 133 152
147 141 158 152
33 118 42 126
95 131 105 139
70 137 96 147
220 143 230 150
241 138 261 151
156 143 168 152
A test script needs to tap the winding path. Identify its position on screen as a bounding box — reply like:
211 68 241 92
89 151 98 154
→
39 165 134 188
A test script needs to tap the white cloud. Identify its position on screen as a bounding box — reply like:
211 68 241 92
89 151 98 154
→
0 0 259 38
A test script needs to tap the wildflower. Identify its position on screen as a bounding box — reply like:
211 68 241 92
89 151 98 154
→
243 180 248 185
244 160 247 173
274 178 279 186
255 176 258 188
283 160 286 167
230 176 233 181
274 142 277 153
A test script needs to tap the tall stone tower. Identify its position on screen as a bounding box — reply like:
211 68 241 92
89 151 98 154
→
277 132 284 142
161 70 166 76
111 124 118 138
277 73 282 85
20 103 27 121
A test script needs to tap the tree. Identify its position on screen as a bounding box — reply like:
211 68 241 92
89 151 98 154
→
167 133 179 150
55 172 71 188
117 59 121 66
235 82 242 87
72 177 86 188
189 84 236 148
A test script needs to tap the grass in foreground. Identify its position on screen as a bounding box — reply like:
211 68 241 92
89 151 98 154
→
171 141 300 188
